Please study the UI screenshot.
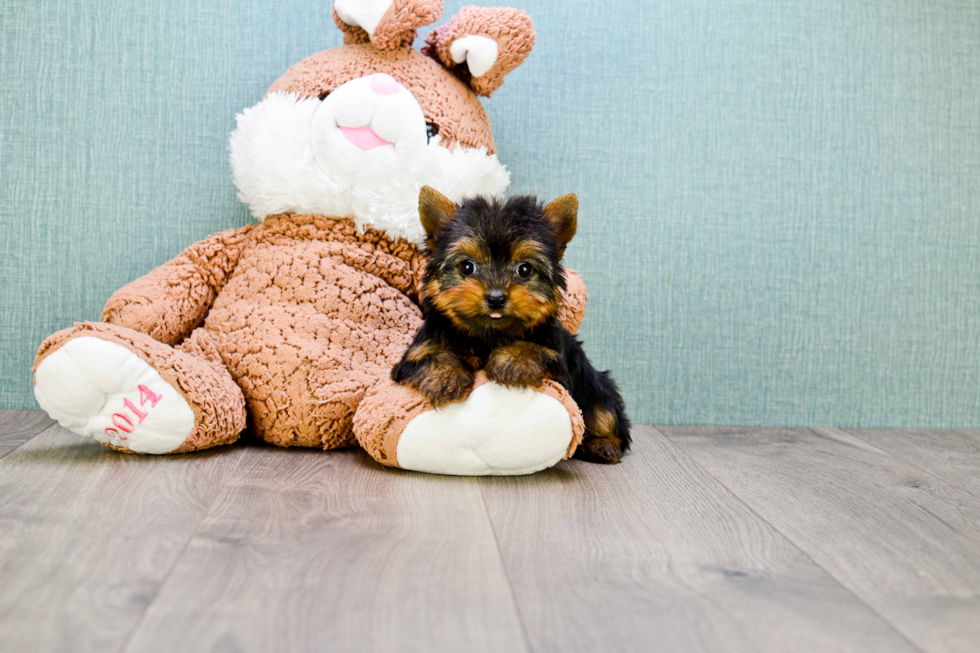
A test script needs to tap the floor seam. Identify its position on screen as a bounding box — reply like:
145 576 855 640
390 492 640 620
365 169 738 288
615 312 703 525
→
0 422 61 461
114 447 251 653
648 425 930 653
478 480 537 653
838 427 980 503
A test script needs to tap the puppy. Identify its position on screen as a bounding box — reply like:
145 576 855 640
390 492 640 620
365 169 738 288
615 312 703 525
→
392 187 631 463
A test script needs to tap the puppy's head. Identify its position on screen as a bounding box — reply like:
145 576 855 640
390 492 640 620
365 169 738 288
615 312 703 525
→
419 186 577 337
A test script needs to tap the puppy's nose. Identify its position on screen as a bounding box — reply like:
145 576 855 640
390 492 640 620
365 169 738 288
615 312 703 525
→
486 291 507 309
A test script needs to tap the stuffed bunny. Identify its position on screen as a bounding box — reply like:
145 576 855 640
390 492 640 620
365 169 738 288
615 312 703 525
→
32 0 588 475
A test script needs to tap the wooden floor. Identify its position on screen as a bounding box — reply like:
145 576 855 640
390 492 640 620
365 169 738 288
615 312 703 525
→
1 411 979 653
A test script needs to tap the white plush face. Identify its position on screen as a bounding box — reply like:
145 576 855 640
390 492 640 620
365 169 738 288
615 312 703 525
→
229 74 510 245
310 73 429 185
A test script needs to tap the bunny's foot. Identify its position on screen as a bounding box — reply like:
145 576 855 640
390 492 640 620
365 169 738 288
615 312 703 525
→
353 372 583 476
33 323 245 454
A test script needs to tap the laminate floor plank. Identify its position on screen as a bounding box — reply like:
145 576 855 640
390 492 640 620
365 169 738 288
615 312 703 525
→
0 409 55 459
0 425 246 653
659 425 980 653
120 447 528 653
479 426 918 653
841 428 980 500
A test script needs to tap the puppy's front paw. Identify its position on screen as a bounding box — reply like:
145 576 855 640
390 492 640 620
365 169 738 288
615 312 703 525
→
485 343 552 389
484 356 545 389
415 363 475 408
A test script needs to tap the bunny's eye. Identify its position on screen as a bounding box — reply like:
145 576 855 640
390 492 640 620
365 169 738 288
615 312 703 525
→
517 262 533 278
425 122 440 142
460 260 476 276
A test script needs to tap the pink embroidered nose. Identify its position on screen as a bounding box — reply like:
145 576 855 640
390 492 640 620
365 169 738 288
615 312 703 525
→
369 73 401 95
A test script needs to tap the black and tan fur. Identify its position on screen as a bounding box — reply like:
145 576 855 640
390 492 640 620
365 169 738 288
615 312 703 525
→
392 186 631 464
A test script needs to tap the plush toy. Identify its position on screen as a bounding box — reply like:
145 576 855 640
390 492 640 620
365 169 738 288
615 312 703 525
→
31 0 590 475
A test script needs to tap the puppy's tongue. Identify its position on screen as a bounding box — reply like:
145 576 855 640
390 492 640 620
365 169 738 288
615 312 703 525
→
489 312 503 319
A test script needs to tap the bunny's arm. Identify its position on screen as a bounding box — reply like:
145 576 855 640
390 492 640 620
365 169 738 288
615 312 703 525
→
101 225 255 346
559 269 588 335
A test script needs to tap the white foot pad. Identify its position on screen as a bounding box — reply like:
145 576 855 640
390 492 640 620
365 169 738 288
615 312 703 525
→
34 337 194 454
396 382 574 476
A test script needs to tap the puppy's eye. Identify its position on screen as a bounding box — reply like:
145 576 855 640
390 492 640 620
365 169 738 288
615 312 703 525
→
460 260 476 276
517 262 533 278
425 122 440 142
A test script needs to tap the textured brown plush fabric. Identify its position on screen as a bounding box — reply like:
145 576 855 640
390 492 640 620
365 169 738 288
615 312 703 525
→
558 269 588 336
266 44 497 153
101 226 254 346
423 6 535 97
373 0 444 50
200 215 424 449
353 374 430 466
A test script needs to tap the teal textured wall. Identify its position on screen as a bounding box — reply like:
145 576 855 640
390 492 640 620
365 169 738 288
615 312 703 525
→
1 1 978 426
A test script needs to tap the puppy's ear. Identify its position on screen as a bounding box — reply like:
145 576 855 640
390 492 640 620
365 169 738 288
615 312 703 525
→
419 186 458 246
542 194 578 257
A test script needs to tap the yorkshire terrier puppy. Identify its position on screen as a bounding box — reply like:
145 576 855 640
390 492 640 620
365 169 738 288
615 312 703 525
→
392 186 631 464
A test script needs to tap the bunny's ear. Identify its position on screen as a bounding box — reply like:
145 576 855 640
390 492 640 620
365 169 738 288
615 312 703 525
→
422 7 535 97
332 0 444 50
